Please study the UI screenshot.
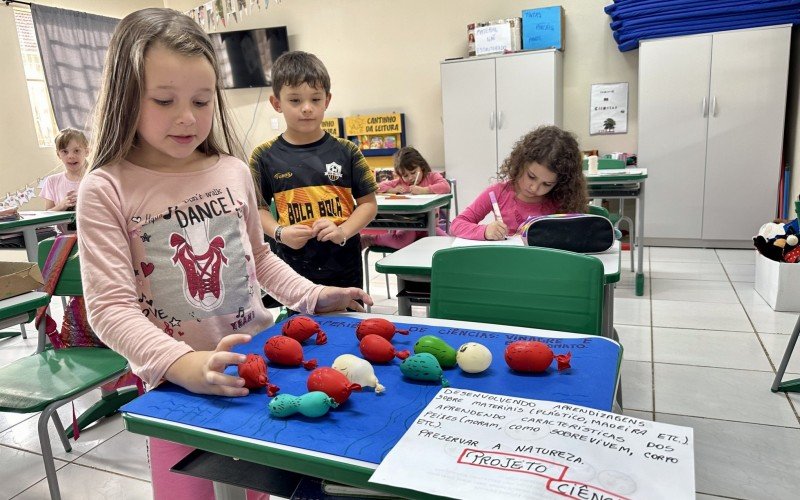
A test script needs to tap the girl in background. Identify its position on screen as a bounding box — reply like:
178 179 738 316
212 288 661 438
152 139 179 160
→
450 125 587 240
40 128 89 233
78 8 371 499
362 146 451 249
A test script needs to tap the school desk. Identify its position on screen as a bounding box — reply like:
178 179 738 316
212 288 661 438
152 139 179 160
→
0 291 49 340
0 211 74 263
585 167 648 296
369 193 452 236
375 236 621 338
121 313 622 499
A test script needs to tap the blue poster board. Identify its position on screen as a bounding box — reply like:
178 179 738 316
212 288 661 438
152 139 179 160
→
123 316 620 465
522 6 565 51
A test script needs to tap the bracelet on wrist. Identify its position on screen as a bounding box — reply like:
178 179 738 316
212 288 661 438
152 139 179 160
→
274 225 284 243
339 235 347 247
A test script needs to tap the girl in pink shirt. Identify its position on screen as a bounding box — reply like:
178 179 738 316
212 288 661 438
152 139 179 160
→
361 147 451 249
78 9 372 499
40 128 89 233
450 126 588 240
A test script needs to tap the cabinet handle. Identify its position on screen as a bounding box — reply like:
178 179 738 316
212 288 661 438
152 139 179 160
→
711 96 717 117
497 111 504 129
702 97 708 117
489 111 495 130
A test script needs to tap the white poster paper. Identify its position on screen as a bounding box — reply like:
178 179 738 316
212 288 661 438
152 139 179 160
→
450 235 525 248
475 24 511 56
370 388 694 500
590 83 628 135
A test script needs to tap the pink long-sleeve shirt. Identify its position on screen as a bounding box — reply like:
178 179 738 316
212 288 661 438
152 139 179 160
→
450 181 558 240
377 170 451 194
77 155 323 387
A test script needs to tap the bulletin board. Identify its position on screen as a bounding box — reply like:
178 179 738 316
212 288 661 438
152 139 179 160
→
344 113 405 157
321 117 344 138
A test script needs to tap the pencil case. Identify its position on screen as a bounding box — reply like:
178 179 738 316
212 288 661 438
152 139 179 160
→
519 213 615 253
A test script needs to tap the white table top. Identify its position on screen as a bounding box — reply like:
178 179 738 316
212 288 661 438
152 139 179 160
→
375 236 621 278
374 193 451 208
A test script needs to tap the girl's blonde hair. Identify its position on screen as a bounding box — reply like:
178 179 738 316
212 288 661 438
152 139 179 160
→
498 125 587 213
89 8 242 171
393 146 431 177
54 128 88 151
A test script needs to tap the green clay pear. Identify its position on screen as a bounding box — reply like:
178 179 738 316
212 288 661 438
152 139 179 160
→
269 391 338 418
413 335 458 368
400 353 449 387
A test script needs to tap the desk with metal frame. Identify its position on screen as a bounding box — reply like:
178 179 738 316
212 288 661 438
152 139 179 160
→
375 236 621 338
368 193 452 237
585 168 647 296
0 211 74 263
122 312 622 499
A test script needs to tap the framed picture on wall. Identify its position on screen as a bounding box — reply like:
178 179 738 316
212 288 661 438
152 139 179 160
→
590 82 628 135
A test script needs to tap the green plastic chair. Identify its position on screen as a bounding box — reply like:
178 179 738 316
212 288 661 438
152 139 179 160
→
430 246 604 335
587 204 610 220
0 238 133 500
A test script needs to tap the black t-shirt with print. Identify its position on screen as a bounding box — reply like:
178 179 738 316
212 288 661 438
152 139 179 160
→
250 133 377 285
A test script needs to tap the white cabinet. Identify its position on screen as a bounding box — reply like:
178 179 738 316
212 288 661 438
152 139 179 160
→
640 26 790 245
441 50 562 208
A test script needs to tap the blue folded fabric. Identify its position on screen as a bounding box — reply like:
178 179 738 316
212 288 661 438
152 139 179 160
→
614 11 800 44
605 0 800 52
610 1 800 30
605 0 792 19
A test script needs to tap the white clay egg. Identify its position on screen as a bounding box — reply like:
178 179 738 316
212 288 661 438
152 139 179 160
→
456 342 492 373
332 354 385 394
788 234 798 246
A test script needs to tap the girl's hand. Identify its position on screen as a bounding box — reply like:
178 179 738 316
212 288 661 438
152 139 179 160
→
409 185 429 195
311 218 346 245
484 220 509 240
315 286 373 313
281 224 315 250
58 190 77 210
164 334 252 397
387 185 406 194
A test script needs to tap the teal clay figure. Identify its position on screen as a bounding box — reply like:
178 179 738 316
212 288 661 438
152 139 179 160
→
269 392 339 418
400 353 450 387
413 335 457 368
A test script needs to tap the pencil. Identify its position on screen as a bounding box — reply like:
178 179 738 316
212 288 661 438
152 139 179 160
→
488 191 504 224
413 171 421 186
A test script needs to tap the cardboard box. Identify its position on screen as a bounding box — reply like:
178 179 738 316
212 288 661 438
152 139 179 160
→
755 251 800 312
522 6 564 51
0 262 44 301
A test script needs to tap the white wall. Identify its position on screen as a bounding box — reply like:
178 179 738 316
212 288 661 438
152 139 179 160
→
4 0 798 218
0 0 159 209
163 0 639 165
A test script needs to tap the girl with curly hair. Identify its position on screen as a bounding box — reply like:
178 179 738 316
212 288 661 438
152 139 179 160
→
450 125 588 240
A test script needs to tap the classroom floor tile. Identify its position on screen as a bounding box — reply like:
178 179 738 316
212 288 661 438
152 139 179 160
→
649 246 719 263
650 278 739 303
656 413 800 500
651 299 753 332
653 363 798 427
652 327 772 371
2 244 800 499
615 324 651 362
649 260 728 281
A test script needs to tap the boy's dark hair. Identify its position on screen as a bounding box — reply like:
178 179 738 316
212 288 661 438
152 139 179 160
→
498 125 587 213
271 50 331 97
393 146 431 176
